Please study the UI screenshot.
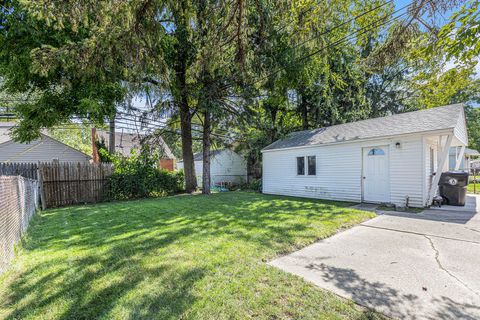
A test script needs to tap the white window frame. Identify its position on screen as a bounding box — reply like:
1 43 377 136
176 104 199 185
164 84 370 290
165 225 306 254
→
296 156 306 176
307 155 316 176
296 155 317 177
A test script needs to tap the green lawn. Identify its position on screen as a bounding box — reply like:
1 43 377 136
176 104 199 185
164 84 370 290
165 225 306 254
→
468 183 479 194
0 192 381 320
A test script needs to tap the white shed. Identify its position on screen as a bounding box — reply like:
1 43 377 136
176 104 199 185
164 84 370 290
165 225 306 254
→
0 122 90 163
261 104 468 208
177 149 247 187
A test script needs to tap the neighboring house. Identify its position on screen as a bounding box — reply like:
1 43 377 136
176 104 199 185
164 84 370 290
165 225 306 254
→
177 149 247 187
448 146 479 171
96 130 176 170
0 122 90 163
261 104 468 208
471 159 480 171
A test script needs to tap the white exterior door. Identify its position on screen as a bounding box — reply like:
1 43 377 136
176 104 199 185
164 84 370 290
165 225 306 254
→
362 146 389 203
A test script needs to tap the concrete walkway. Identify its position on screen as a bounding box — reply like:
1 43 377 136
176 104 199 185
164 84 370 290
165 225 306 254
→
269 195 480 319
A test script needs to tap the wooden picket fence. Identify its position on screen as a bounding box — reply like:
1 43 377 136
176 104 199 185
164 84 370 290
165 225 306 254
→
38 162 113 209
0 162 38 180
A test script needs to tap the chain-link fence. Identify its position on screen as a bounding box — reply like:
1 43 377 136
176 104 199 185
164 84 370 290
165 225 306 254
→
0 176 39 274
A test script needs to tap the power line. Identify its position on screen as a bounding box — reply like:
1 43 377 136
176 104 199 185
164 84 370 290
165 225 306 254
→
0 1 412 107
1 0 417 136
214 0 395 75
61 115 235 140
242 1 414 90
265 0 396 64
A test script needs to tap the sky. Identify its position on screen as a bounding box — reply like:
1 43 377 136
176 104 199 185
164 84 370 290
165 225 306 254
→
394 0 457 21
394 0 480 83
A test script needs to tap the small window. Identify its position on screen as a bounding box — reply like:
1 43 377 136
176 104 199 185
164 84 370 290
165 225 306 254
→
368 148 385 156
297 157 305 175
307 156 316 175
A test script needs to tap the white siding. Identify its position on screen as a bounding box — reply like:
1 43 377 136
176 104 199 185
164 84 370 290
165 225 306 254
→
177 150 247 187
262 144 362 202
454 109 468 145
194 160 203 184
176 161 184 170
0 135 90 163
262 135 425 207
389 138 423 207
211 149 247 177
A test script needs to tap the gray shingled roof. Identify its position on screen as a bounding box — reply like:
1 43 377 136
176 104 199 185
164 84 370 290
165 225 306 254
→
97 130 175 159
193 149 224 161
465 148 480 156
178 149 225 162
263 104 464 151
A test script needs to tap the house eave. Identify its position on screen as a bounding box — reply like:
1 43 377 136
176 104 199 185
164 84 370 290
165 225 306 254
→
261 127 457 153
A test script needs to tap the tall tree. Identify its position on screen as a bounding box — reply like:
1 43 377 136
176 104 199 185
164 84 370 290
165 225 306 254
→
0 0 126 142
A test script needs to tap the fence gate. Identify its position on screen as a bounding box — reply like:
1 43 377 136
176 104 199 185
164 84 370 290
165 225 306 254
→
39 162 112 209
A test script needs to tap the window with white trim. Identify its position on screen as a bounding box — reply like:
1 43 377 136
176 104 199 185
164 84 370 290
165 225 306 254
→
296 156 316 176
307 156 316 175
368 148 385 156
296 157 305 175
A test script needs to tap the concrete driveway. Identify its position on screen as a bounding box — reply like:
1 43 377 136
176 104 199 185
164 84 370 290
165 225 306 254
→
269 195 480 319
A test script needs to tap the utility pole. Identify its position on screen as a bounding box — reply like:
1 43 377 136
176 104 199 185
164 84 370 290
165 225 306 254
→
91 128 100 163
109 116 115 154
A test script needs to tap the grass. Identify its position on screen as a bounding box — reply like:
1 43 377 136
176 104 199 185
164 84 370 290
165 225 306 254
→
468 182 479 194
0 192 381 320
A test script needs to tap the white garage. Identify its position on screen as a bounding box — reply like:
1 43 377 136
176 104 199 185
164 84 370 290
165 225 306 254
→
177 149 247 187
261 104 468 208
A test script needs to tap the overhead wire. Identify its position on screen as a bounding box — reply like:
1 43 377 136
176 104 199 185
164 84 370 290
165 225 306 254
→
0 0 417 139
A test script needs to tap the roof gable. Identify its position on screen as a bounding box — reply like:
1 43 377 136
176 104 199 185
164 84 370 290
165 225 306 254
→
178 149 234 163
0 123 91 160
96 130 175 159
193 149 225 161
263 104 464 151
0 134 91 162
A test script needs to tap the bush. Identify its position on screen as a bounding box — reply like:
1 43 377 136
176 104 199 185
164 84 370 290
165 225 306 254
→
238 179 262 192
105 150 184 200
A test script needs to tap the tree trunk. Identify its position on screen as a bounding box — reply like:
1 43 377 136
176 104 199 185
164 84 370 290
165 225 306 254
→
299 86 309 130
91 128 100 163
109 116 115 154
174 2 197 193
202 110 211 194
179 96 197 193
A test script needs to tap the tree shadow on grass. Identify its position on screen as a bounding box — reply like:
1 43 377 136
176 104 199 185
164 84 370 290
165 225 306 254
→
1 193 371 319
4 233 205 319
24 193 355 254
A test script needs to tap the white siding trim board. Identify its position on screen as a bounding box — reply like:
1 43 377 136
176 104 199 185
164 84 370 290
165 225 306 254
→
453 106 468 145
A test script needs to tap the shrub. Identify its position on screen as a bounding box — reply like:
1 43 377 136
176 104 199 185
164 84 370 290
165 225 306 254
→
238 179 262 192
105 150 184 200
